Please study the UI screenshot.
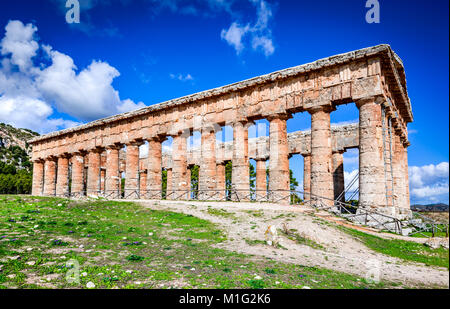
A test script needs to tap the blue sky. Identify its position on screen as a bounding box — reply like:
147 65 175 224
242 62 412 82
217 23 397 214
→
0 0 448 204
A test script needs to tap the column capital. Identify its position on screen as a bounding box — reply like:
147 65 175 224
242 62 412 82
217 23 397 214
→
45 155 58 162
266 113 292 121
306 104 335 115
106 143 123 150
33 158 45 163
88 147 105 154
146 135 165 143
332 149 345 155
127 139 144 147
355 95 384 108
231 119 255 128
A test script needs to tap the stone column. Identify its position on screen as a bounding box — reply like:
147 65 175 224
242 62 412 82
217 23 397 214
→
232 121 250 201
255 159 267 201
392 131 411 212
32 160 44 196
100 169 106 194
216 162 226 200
125 142 141 199
56 155 70 197
43 158 57 196
303 154 311 202
357 97 386 209
403 142 411 211
71 153 85 196
199 126 217 199
172 133 189 199
309 106 334 206
147 138 162 199
332 151 345 203
166 168 173 199
105 146 120 199
87 149 102 197
268 114 290 203
139 171 147 197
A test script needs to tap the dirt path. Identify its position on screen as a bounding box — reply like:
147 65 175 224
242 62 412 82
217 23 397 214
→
136 200 449 288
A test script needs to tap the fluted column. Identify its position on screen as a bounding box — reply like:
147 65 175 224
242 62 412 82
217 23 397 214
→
105 146 120 198
87 149 102 197
199 126 217 199
309 106 334 206
268 114 290 203
255 159 267 201
332 151 345 203
303 154 311 202
56 155 70 197
357 97 386 209
147 138 162 199
32 160 44 196
216 162 226 200
232 121 250 201
71 152 85 196
43 158 57 196
125 142 141 199
186 167 192 199
172 133 189 199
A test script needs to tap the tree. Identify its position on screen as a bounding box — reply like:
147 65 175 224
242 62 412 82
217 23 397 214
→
190 165 199 199
289 169 302 204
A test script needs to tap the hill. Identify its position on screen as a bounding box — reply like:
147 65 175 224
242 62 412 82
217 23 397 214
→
0 123 39 194
411 203 449 212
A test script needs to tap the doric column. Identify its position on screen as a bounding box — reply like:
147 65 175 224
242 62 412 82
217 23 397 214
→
232 121 251 201
199 126 217 199
87 149 102 197
125 141 141 199
403 141 411 210
100 169 105 194
105 146 120 199
172 133 189 199
43 157 57 196
332 151 345 203
309 106 334 206
139 171 147 196
255 159 267 201
216 162 226 200
32 160 44 196
166 168 173 199
71 152 85 196
303 154 311 202
56 155 70 197
268 114 290 203
357 97 386 209
147 138 162 199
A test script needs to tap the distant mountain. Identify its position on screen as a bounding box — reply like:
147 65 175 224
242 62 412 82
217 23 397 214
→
411 203 449 212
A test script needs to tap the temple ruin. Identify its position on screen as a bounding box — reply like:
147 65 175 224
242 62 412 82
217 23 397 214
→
29 44 413 217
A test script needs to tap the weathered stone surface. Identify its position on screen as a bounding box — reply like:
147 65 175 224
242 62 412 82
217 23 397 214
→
43 158 57 196
125 143 140 199
105 146 120 198
232 121 250 201
147 139 162 199
255 159 267 200
71 153 84 195
32 160 44 196
268 115 290 203
357 97 386 209
303 154 311 201
87 150 101 196
199 126 217 196
56 156 69 196
309 107 334 206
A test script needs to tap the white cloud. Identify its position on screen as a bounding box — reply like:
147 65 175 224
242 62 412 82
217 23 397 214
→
0 20 145 133
0 20 39 72
169 73 194 82
408 162 449 204
220 0 275 56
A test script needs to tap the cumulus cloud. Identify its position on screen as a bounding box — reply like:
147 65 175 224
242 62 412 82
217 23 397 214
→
220 0 275 56
409 162 449 204
0 20 145 133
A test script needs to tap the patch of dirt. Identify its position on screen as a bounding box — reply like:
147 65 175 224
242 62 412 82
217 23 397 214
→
138 200 449 288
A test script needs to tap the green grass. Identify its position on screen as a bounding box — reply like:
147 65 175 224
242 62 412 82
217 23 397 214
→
0 195 430 289
337 226 449 269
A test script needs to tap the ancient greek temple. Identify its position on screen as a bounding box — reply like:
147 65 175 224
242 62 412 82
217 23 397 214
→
29 45 413 217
